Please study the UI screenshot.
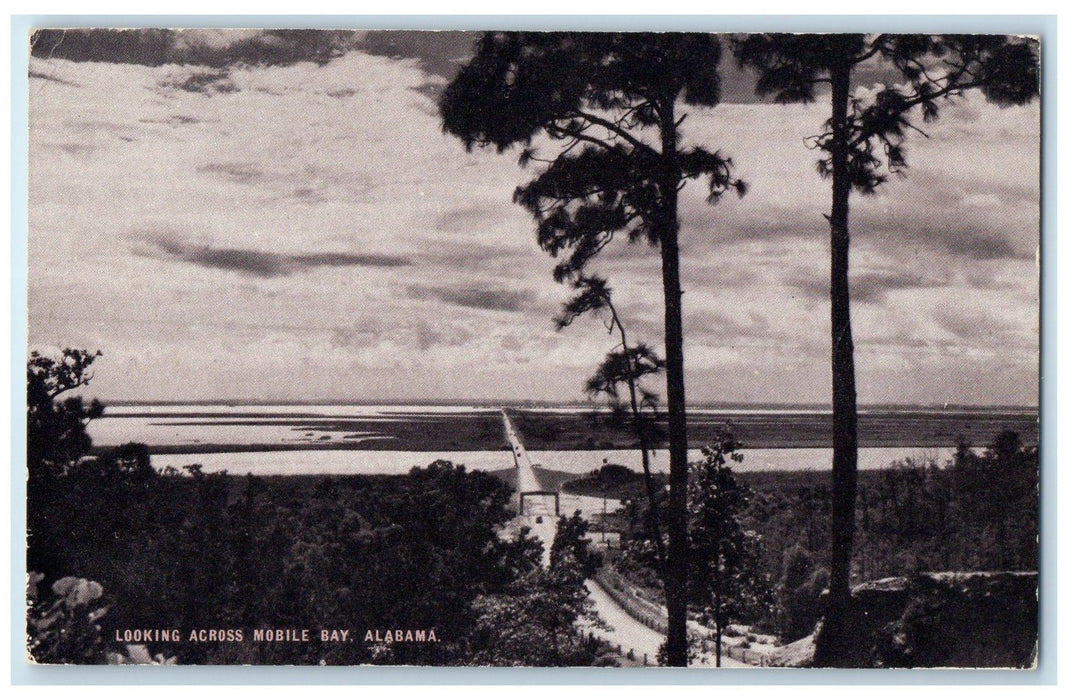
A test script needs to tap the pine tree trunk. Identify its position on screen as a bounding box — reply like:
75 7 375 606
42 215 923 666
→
814 59 860 668
715 616 722 667
659 100 691 668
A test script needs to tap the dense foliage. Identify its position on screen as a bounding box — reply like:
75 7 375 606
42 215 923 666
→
31 454 543 664
25 349 617 666
27 573 177 665
687 437 773 665
29 440 626 665
611 430 1039 644
27 573 108 664
27 348 104 481
442 31 747 666
466 514 606 665
26 349 1039 664
731 34 1040 664
27 351 617 666
746 431 1039 640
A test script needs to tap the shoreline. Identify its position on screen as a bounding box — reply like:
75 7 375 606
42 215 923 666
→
91 437 1012 455
133 445 971 479
87 405 1039 458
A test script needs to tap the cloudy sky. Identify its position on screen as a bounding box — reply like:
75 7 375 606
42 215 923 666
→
27 29 1040 405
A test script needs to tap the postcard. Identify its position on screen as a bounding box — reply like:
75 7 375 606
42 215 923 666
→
23 26 1042 670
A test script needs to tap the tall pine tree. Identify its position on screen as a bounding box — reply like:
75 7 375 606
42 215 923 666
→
441 32 745 665
732 33 1039 665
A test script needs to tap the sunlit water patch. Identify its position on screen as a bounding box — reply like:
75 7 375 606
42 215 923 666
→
153 450 513 476
150 446 955 476
530 447 955 474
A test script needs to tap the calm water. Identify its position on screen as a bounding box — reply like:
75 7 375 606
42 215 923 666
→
90 403 957 476
146 446 954 477
88 404 498 448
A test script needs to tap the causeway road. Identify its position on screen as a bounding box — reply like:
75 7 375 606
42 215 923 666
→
501 410 557 562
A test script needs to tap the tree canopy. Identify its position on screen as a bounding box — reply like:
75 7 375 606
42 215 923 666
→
441 31 745 282
731 32 1040 667
27 348 105 480
442 31 747 666
733 34 1040 193
688 433 771 667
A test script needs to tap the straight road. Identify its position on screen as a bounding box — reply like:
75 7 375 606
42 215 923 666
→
503 410 749 667
581 579 665 665
582 580 749 668
501 409 542 496
501 409 557 562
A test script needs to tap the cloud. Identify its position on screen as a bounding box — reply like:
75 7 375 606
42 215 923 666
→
25 38 1040 405
786 269 945 305
852 271 946 303
413 320 474 351
44 142 97 156
30 28 360 69
858 221 1035 265
138 114 205 126
355 31 476 81
941 233 1030 261
27 69 78 86
435 205 500 233
935 307 1000 342
30 29 367 97
678 94 1039 258
63 118 141 143
158 69 238 95
198 162 267 184
142 236 411 278
687 309 770 338
407 284 535 312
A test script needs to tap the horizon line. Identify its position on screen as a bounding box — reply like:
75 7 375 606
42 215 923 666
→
96 398 1041 411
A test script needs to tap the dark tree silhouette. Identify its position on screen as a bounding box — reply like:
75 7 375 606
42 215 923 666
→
550 512 605 581
732 33 1040 666
555 275 667 573
27 348 104 481
441 32 745 665
687 430 770 667
469 515 605 666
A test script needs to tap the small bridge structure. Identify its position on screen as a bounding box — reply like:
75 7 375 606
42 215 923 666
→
501 409 554 502
500 410 560 558
519 490 560 516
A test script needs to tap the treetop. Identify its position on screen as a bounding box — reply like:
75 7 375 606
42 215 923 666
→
440 32 726 153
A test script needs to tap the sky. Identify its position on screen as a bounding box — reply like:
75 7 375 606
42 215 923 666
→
26 29 1041 406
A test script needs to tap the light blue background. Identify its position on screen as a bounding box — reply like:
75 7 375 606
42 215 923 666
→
9 14 1057 685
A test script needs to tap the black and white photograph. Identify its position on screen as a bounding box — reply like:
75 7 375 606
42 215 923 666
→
23 26 1042 669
